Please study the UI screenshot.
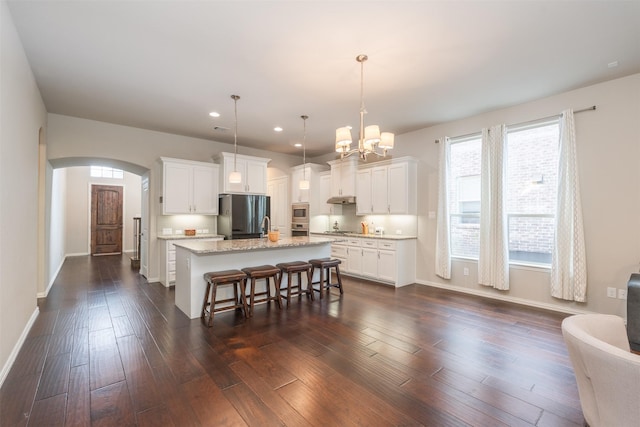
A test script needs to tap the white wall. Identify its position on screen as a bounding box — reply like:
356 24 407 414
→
63 167 141 255
46 114 304 281
397 73 640 317
0 0 47 383
45 168 66 297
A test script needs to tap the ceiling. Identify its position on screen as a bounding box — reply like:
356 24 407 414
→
7 1 640 157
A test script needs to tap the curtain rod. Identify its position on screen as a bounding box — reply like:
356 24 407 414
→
434 105 596 143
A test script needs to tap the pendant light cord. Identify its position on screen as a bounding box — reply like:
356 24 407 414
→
232 94 240 172
302 115 308 181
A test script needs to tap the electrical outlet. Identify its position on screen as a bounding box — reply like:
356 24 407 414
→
618 289 628 299
607 287 617 298
463 267 469 276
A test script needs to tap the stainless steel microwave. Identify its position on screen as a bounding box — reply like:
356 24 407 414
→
291 203 309 223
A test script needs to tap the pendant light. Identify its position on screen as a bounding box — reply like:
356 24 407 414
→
228 94 242 184
299 115 310 190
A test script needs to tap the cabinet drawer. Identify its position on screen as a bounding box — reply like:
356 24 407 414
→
347 238 361 247
168 260 176 272
361 239 378 249
377 240 397 251
168 271 176 283
332 244 348 258
168 251 176 262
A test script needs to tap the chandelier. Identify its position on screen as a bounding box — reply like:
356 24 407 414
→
335 54 394 160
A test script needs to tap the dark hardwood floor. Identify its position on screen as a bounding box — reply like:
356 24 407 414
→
1 254 583 426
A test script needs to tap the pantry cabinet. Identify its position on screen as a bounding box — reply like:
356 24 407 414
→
160 157 219 215
216 152 270 194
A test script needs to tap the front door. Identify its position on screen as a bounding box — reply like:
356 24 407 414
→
91 184 123 255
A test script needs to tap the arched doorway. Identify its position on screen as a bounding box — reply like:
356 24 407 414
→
45 157 151 287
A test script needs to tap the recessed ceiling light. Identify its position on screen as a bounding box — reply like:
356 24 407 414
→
294 143 302 147
209 112 220 117
274 127 283 132
608 61 619 68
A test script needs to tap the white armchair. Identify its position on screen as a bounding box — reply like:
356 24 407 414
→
562 314 640 427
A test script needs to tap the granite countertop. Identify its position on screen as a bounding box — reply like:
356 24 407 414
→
310 232 417 240
173 236 336 254
156 233 225 240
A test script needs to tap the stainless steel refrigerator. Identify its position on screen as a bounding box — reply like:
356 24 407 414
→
217 194 271 240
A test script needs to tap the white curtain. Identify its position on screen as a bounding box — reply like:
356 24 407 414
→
551 109 587 301
435 137 451 279
478 125 509 290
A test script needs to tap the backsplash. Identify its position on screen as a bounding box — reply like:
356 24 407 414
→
311 204 418 236
157 215 217 236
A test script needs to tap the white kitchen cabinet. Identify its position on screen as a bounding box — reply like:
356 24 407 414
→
328 158 357 197
267 175 289 238
361 239 379 279
159 237 223 286
377 247 397 283
331 241 348 270
161 157 219 215
216 152 270 194
319 172 342 215
355 157 418 215
371 166 389 213
355 169 372 215
345 238 362 275
290 163 327 204
331 237 416 287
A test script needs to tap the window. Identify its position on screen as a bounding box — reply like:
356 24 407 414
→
447 119 560 266
506 120 559 265
91 166 123 179
449 136 482 258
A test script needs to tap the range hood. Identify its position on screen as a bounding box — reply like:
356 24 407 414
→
326 196 356 204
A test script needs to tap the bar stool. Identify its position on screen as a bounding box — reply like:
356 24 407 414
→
276 261 314 306
242 265 282 316
202 270 248 327
309 258 344 299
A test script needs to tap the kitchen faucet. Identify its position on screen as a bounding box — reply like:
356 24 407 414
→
261 216 270 237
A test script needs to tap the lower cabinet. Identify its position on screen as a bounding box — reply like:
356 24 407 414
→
331 237 416 287
160 237 223 286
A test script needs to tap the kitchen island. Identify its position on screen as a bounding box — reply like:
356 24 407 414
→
173 236 336 318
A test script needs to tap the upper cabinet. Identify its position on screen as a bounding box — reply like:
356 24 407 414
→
318 172 342 215
290 163 327 204
160 157 219 215
215 152 270 194
355 157 418 215
328 157 357 197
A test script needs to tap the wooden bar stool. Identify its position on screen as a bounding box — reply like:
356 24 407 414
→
202 269 248 327
309 258 344 299
242 265 282 316
276 261 314 306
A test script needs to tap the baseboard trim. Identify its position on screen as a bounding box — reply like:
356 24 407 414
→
0 306 40 388
414 279 593 316
38 255 67 298
66 252 90 257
